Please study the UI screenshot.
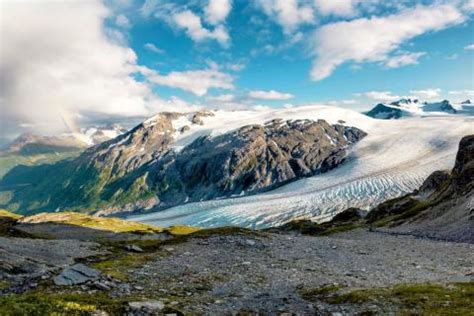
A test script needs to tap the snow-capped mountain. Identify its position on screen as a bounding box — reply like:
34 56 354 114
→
0 108 367 216
2 105 473 228
3 124 126 155
365 99 474 119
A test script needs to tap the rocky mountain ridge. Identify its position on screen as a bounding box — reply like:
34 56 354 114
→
365 98 473 119
0 112 366 216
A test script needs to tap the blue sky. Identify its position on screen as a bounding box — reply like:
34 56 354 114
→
1 0 473 139
118 0 474 109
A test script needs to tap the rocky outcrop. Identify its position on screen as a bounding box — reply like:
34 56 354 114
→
0 115 366 216
367 135 474 242
365 104 403 119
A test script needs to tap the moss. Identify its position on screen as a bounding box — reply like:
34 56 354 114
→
373 200 432 227
0 279 10 290
0 209 22 220
299 284 343 301
166 225 201 235
0 291 130 315
21 212 163 234
92 253 156 281
305 282 474 315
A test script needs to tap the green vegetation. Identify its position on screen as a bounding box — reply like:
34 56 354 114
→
21 212 163 234
371 199 433 227
300 282 474 315
299 284 343 301
0 291 134 315
0 151 80 179
0 209 22 220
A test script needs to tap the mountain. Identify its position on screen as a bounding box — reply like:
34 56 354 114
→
2 124 126 155
365 98 473 119
0 109 366 215
366 134 473 242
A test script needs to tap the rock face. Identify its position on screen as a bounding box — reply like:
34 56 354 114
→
0 114 366 216
367 135 474 242
365 104 403 119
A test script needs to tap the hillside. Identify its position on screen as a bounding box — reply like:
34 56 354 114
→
0 108 366 215
366 134 474 242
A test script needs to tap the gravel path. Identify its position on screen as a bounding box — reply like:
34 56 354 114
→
124 229 473 314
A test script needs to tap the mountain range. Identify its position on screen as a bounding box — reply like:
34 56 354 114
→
365 98 474 119
0 100 473 228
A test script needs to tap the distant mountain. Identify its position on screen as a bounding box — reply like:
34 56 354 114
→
365 98 473 119
2 125 126 156
0 111 366 215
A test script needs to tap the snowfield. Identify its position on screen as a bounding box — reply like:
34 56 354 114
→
129 105 474 229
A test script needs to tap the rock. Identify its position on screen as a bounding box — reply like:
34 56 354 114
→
128 300 165 313
125 244 144 253
53 263 100 286
179 125 190 133
245 239 256 246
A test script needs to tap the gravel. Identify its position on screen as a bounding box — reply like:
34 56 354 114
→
122 229 473 314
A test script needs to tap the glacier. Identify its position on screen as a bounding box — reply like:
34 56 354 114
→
129 105 474 229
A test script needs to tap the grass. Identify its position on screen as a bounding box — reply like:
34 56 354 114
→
299 284 343 301
0 151 80 179
300 282 474 315
0 209 22 220
0 291 135 315
20 212 164 234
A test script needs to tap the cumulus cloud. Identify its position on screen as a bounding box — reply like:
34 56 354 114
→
313 0 359 17
310 3 465 81
464 43 474 50
358 91 402 103
173 10 229 47
147 67 234 96
410 88 441 100
144 43 165 54
257 0 314 34
449 90 474 101
115 14 131 28
207 94 235 102
0 1 185 136
141 1 231 47
248 90 294 100
205 0 232 25
385 52 426 68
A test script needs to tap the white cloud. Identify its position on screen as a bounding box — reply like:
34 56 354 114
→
310 3 465 81
410 88 441 100
248 90 294 100
115 14 131 28
385 52 426 68
227 63 246 71
358 91 401 103
313 0 359 17
148 68 234 96
144 43 165 54
0 1 184 136
205 0 232 25
257 0 314 34
449 90 474 101
173 10 229 47
207 94 235 102
464 43 474 50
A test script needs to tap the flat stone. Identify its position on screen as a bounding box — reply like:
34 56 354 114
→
128 300 165 312
53 263 100 286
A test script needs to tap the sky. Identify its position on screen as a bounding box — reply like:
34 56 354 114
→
0 0 473 141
